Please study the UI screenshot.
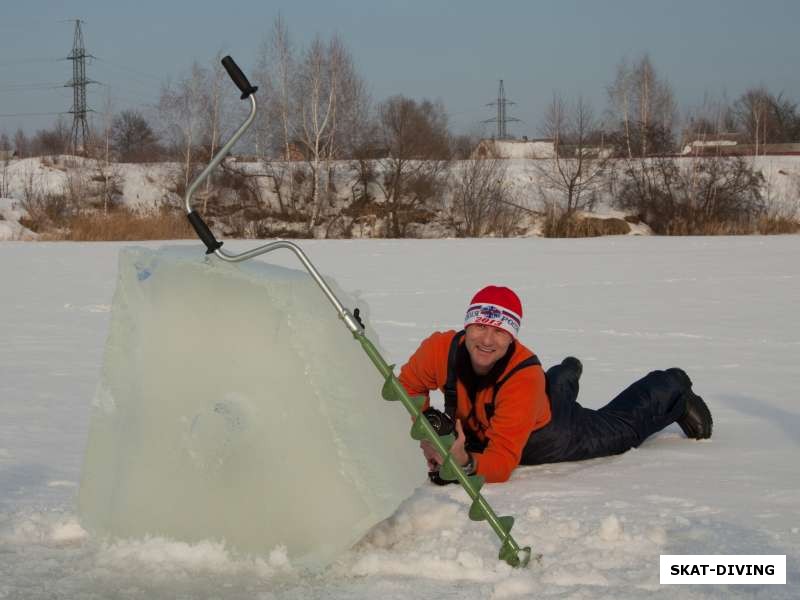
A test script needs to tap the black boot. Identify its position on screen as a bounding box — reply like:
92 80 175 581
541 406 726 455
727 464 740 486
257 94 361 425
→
561 356 583 379
676 389 713 439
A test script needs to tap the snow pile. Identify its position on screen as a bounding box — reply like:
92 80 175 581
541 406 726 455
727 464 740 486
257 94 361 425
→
95 536 293 579
0 197 36 240
1 511 87 545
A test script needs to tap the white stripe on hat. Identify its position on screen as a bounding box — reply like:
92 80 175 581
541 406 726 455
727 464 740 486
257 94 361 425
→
464 303 521 337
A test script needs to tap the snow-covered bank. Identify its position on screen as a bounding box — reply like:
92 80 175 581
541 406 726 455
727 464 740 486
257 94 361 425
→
0 197 37 240
1 237 798 598
1 154 799 240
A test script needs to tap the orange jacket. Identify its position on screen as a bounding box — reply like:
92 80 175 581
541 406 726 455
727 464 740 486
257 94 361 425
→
398 330 551 483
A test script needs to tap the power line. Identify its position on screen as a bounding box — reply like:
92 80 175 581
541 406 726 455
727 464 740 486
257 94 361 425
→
93 57 163 83
0 111 68 118
0 82 68 91
0 57 62 68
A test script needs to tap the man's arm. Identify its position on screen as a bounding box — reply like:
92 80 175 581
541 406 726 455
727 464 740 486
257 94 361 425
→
398 332 452 471
397 331 450 407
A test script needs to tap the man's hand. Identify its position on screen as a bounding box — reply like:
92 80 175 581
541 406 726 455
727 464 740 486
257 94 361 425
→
420 419 471 471
420 439 442 472
450 419 469 467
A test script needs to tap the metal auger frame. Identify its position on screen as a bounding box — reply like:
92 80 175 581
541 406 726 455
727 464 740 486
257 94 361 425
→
185 55 536 569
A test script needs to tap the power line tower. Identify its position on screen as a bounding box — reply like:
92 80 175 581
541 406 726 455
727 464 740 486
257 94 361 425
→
65 19 95 154
483 80 521 139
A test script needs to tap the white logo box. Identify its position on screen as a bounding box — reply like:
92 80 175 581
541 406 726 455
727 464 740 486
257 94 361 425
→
660 555 786 585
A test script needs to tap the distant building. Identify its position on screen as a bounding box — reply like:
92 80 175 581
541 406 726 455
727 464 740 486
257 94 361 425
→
680 132 745 155
471 138 556 159
681 135 800 156
557 144 614 160
0 150 15 161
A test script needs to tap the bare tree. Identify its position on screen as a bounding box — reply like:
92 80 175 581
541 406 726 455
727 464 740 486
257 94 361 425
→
253 20 370 227
294 35 337 232
0 132 10 198
201 49 238 212
256 14 295 162
375 95 451 237
608 58 635 158
19 163 69 230
535 94 611 230
735 87 771 155
30 118 71 157
607 54 677 157
614 155 764 234
0 159 8 199
449 158 520 236
681 92 738 151
14 129 29 158
252 15 295 214
157 62 208 193
733 87 800 152
100 90 114 214
450 131 481 159
325 34 369 160
111 110 160 162
323 33 370 212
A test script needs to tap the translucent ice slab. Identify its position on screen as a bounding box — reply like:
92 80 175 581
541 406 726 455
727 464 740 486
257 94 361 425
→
79 246 422 568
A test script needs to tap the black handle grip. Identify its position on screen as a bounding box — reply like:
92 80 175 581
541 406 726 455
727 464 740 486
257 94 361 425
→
187 211 223 254
221 55 258 99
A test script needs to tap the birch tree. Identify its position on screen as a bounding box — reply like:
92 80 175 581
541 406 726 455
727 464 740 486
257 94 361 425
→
254 14 295 213
294 36 337 232
158 62 208 193
607 54 676 157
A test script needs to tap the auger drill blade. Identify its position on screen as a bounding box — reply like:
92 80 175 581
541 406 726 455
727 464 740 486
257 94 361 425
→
408 396 426 411
498 516 514 533
438 433 455 450
467 474 485 492
468 500 488 522
499 541 522 567
381 369 399 400
410 418 427 440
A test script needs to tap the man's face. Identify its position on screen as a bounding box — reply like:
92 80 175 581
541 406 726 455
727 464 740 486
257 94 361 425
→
464 324 513 375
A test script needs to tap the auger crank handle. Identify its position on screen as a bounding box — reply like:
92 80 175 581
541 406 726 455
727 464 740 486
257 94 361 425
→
185 55 257 253
222 55 258 99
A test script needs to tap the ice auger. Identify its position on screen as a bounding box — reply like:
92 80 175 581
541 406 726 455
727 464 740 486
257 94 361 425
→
185 56 536 568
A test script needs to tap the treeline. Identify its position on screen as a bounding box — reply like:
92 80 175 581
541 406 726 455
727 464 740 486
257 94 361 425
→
2 19 799 238
531 55 799 236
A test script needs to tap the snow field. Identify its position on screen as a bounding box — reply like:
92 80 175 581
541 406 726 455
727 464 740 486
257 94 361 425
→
0 236 798 598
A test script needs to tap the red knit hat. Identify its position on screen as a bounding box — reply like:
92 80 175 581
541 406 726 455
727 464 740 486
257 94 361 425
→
464 285 523 338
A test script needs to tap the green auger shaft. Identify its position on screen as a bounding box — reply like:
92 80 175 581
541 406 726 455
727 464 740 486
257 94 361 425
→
355 331 534 568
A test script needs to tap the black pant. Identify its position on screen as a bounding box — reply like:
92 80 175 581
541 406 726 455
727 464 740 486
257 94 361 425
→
520 361 691 465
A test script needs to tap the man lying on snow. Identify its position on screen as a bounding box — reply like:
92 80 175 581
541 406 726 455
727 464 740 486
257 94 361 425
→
398 285 713 484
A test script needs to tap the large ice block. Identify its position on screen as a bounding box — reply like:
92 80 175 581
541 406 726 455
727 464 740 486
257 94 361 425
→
79 246 422 568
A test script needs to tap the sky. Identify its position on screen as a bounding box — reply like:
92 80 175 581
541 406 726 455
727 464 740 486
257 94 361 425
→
1 0 799 139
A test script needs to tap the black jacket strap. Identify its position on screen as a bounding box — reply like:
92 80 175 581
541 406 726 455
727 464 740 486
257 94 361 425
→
443 330 465 419
494 355 541 390
485 354 541 420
